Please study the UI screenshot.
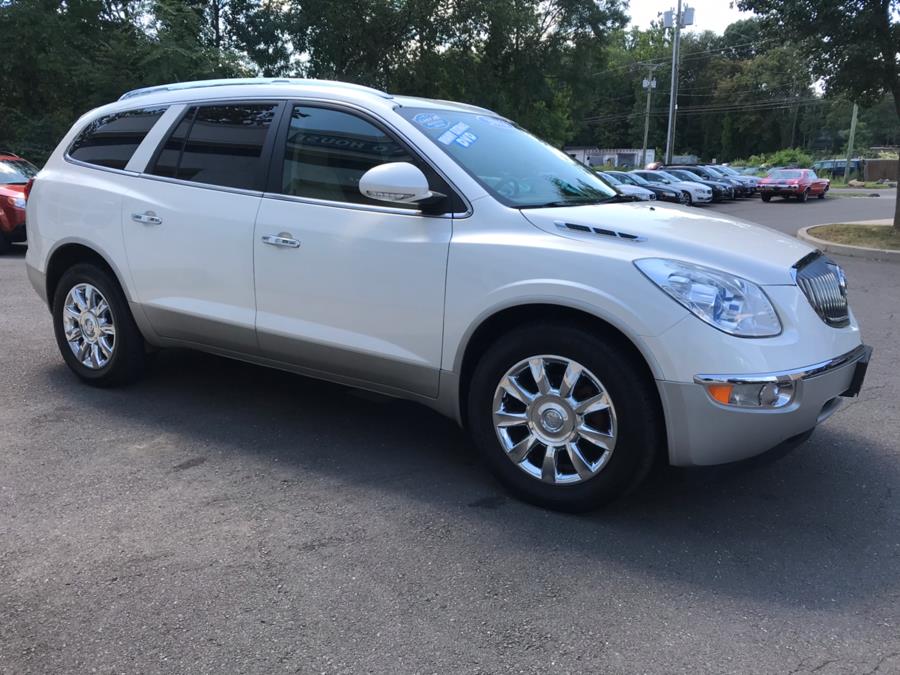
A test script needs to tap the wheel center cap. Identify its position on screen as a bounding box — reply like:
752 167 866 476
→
541 409 565 432
81 314 98 341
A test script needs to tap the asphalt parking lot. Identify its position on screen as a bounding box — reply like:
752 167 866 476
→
1 210 899 672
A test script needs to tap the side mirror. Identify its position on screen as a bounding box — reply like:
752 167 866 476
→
358 162 443 205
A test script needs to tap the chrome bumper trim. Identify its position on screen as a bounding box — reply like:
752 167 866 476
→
694 344 871 387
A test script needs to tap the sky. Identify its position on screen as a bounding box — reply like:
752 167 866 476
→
627 0 754 35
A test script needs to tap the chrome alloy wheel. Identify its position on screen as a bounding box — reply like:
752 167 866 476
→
62 283 116 370
492 355 618 485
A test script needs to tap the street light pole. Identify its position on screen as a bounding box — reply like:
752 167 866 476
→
664 0 684 165
640 65 658 168
843 102 859 183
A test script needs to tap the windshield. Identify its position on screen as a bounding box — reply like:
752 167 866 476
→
656 171 680 183
703 167 725 177
770 169 803 179
0 158 38 185
396 107 617 208
598 172 622 186
668 169 702 182
621 172 650 186
717 166 738 176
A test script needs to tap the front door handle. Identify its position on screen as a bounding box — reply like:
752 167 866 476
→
131 211 162 226
261 233 301 248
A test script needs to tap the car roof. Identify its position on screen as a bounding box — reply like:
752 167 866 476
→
113 78 498 117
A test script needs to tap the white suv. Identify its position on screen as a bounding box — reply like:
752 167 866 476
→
25 78 870 511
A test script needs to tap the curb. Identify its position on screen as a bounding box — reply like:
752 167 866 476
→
797 224 900 262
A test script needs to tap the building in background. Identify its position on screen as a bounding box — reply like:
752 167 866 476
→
564 147 655 169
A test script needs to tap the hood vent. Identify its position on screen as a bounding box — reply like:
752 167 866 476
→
554 221 645 242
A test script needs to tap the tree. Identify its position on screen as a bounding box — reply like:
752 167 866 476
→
737 0 900 228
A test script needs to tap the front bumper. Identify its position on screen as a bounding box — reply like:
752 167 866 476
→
658 344 871 466
760 185 799 196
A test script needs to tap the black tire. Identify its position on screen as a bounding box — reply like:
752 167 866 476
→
798 189 809 203
0 231 10 254
52 263 147 387
681 191 692 206
466 322 663 512
761 193 771 202
817 191 826 199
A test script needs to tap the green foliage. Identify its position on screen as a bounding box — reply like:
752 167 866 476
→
0 0 898 170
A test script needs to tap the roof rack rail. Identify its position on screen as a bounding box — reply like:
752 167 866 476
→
119 78 393 101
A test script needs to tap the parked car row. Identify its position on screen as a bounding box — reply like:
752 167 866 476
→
594 163 830 208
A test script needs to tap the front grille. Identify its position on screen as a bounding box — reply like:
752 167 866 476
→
794 253 849 327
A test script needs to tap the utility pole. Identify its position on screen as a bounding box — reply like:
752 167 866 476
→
640 64 659 168
663 2 693 164
843 102 859 183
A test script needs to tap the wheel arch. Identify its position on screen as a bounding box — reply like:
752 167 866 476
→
455 302 664 431
45 241 130 307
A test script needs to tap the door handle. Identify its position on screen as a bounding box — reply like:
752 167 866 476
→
261 234 301 248
131 211 162 226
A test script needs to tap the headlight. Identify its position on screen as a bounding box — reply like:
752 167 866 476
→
6 196 26 209
634 258 782 337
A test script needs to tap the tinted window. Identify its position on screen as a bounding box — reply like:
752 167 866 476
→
69 108 167 170
280 105 416 207
151 104 277 190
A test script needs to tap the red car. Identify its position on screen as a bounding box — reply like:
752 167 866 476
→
0 151 38 252
758 168 829 203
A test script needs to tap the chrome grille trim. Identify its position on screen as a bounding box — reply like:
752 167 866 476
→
793 253 849 328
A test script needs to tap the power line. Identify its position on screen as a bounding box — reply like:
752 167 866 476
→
583 97 827 124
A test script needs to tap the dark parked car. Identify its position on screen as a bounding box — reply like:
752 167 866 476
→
664 168 731 202
669 165 741 198
605 170 688 205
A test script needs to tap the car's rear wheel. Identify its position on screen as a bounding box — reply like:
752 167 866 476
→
761 193 771 202
52 263 147 387
467 323 661 512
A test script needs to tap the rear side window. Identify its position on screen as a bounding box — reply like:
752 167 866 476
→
150 103 277 191
279 105 417 207
69 107 167 170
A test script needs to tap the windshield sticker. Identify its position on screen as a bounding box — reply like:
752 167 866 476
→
476 115 513 129
448 122 469 136
412 112 448 130
454 131 478 148
437 122 471 145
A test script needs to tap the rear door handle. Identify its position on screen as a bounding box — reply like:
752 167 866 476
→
131 211 162 225
261 234 301 248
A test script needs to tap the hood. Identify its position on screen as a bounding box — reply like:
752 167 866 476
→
520 203 813 285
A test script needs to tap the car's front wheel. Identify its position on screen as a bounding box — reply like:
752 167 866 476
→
798 188 809 203
761 193 771 202
52 263 148 387
0 231 10 254
680 191 692 206
467 323 661 512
